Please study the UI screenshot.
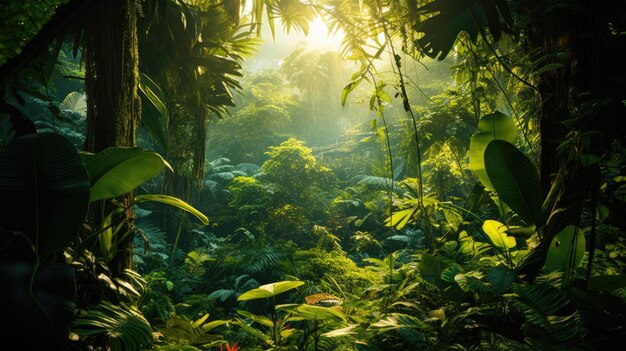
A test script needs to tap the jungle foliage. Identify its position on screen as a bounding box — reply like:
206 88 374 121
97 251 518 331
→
1 0 626 350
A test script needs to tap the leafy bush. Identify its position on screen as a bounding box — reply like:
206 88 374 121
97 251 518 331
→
292 248 381 294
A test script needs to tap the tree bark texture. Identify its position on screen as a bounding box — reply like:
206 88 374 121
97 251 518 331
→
84 0 140 274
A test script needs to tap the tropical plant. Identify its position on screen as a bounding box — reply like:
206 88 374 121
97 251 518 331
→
0 132 90 350
155 313 230 349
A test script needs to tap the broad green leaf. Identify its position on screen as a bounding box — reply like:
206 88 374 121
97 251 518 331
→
454 271 486 292
544 225 586 275
0 133 90 256
341 78 362 107
485 140 543 226
418 253 446 288
236 310 274 328
237 280 304 301
469 112 518 191
482 220 516 249
135 194 208 225
419 253 444 277
99 207 124 262
442 207 463 231
276 304 346 322
81 147 172 202
321 324 362 338
486 266 515 294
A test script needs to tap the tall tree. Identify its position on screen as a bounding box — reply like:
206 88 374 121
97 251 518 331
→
84 0 141 274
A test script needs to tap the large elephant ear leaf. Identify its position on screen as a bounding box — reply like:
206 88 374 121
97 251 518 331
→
469 111 518 191
0 260 76 350
482 220 516 249
484 140 543 226
81 147 172 202
0 133 90 256
544 225 586 278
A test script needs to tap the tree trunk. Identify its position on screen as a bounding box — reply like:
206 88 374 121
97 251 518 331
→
84 0 140 275
522 0 626 279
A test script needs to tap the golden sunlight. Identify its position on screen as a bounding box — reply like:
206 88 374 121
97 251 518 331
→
303 16 344 51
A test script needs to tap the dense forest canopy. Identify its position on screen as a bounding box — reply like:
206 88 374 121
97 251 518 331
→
1 0 626 350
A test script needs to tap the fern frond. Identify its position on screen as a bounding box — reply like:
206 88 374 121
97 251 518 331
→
234 162 261 175
351 175 406 195
185 250 214 275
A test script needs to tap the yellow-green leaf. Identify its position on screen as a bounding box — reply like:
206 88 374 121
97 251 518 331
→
482 220 516 249
135 194 208 225
237 281 304 301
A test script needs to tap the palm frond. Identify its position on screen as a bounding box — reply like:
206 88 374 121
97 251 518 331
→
73 301 153 351
241 246 282 274
60 91 87 114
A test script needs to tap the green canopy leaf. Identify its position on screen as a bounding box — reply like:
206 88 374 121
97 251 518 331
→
469 112 518 191
484 140 543 226
237 280 304 301
81 147 172 202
